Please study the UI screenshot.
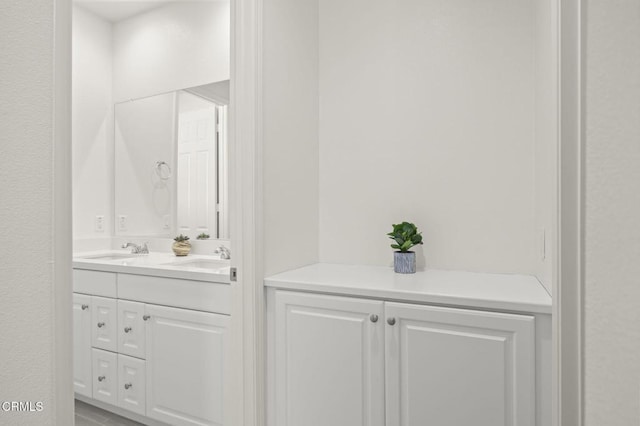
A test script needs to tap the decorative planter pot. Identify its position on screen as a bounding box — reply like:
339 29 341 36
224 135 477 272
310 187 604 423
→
172 241 191 256
394 251 416 274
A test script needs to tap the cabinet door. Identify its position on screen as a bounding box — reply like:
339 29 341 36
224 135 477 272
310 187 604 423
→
272 291 385 426
92 348 118 406
91 296 117 352
73 293 92 397
118 354 146 416
385 302 535 426
118 300 146 359
146 304 229 426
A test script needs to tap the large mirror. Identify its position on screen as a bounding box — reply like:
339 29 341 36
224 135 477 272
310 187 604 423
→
114 80 229 239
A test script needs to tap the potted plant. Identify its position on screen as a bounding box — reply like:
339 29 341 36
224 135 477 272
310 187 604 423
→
172 234 191 256
196 233 210 240
387 222 423 273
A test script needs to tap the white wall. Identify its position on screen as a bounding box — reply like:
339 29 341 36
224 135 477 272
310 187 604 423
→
318 0 537 274
113 1 230 102
263 0 319 276
0 0 73 424
584 0 640 423
73 6 114 239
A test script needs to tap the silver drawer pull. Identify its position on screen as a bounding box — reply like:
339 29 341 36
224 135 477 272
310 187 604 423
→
143 315 151 321
370 314 379 323
387 317 396 326
81 304 89 310
98 376 106 382
124 383 132 390
124 327 132 333
97 322 105 328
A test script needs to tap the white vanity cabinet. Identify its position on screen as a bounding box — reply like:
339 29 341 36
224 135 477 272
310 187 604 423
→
72 268 231 426
266 264 552 426
145 304 229 426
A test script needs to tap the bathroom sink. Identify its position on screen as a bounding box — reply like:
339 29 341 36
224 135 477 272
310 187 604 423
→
163 259 230 270
79 253 137 261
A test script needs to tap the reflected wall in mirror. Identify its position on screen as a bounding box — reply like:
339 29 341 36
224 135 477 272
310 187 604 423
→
114 80 229 239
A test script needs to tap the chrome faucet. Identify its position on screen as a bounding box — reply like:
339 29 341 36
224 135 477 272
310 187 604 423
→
215 245 231 260
122 242 149 254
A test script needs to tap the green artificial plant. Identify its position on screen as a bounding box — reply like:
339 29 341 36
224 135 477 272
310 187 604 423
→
387 222 423 252
174 234 190 243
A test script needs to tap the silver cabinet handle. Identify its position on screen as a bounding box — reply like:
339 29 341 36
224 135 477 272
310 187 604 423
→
97 322 105 328
81 304 89 310
124 383 132 390
124 327 132 333
98 376 106 382
370 314 379 323
143 315 150 321
387 317 396 326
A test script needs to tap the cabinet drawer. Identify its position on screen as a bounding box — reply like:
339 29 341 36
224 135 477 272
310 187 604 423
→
92 349 118 406
118 354 146 416
74 269 117 298
118 273 231 315
118 300 146 359
92 296 118 352
73 293 92 398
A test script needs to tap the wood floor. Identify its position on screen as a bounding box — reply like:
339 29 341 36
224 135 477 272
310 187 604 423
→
75 400 144 426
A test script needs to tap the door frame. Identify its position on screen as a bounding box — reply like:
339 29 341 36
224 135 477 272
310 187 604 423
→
229 0 265 424
555 0 584 425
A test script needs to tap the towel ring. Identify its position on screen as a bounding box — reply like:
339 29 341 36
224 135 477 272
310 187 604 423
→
155 161 172 180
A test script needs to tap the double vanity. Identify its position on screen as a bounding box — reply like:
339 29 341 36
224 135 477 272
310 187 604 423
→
72 250 231 426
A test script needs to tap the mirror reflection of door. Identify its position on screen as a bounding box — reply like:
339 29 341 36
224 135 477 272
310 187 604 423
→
176 91 229 239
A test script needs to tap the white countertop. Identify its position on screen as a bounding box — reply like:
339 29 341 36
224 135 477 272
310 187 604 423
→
265 263 552 314
73 250 231 284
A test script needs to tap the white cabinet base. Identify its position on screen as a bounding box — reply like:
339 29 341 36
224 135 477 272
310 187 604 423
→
268 288 544 426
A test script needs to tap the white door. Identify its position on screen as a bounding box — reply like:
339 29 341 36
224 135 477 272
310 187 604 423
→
384 302 535 426
176 92 217 237
272 291 385 426
118 300 146 359
92 348 118 406
118 354 146 416
73 293 92 397
91 296 117 352
145 304 229 426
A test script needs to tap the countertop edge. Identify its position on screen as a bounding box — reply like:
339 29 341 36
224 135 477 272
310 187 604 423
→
264 264 553 315
73 260 231 284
